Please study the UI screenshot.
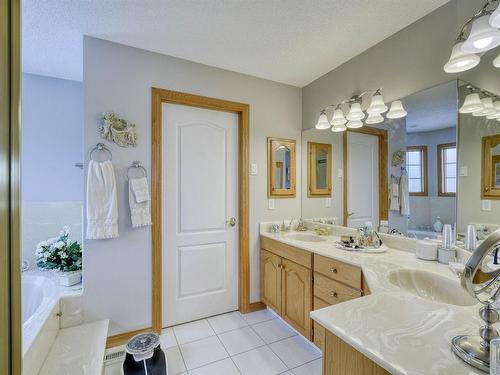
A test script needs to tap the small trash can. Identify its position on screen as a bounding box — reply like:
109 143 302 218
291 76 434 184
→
122 332 167 375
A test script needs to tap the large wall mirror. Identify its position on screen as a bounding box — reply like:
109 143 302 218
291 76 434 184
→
268 137 296 198
308 142 332 197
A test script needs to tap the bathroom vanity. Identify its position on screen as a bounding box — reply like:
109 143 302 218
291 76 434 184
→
260 224 483 375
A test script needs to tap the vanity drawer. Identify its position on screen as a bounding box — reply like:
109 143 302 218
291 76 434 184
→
314 255 362 289
314 297 330 310
314 272 362 305
313 321 325 351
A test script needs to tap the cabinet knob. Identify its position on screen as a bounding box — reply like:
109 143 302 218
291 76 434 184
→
331 291 338 298
331 267 338 274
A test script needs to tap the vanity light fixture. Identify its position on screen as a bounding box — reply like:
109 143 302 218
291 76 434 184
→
459 93 484 113
460 84 500 119
494 52 500 67
315 110 331 130
386 100 408 119
445 0 500 73
313 88 407 131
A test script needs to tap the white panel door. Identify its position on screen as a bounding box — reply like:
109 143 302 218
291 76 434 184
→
347 132 379 229
162 103 238 327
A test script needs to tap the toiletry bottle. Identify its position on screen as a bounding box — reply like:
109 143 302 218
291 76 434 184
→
378 220 389 234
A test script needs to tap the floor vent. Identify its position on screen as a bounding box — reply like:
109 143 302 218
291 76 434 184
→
104 349 126 364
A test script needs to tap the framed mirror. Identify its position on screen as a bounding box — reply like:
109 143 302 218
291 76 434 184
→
268 137 296 198
482 134 500 199
308 142 332 197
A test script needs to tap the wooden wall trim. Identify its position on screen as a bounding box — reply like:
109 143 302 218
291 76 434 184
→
343 127 389 226
106 327 152 349
151 88 252 335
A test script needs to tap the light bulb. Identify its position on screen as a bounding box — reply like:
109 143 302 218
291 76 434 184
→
367 94 388 114
459 93 483 113
444 42 480 73
490 3 500 28
346 120 363 129
462 15 500 53
346 103 365 121
315 112 331 130
386 100 407 119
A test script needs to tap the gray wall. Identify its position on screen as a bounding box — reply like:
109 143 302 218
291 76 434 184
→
302 0 487 131
21 73 83 266
83 37 302 335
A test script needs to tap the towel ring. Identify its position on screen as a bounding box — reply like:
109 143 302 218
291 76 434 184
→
90 143 112 161
127 161 147 179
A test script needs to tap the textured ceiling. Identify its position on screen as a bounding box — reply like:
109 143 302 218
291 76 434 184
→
23 0 449 86
405 80 458 133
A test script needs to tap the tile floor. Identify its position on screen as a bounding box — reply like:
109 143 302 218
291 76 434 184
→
104 308 322 375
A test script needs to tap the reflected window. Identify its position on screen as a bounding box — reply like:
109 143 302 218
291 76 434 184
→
438 143 457 197
406 146 428 196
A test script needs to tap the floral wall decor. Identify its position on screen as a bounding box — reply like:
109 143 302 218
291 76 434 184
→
101 112 138 147
392 149 405 167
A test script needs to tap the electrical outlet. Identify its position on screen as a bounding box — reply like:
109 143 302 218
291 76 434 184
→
268 199 275 210
250 163 258 175
482 200 492 211
325 198 332 207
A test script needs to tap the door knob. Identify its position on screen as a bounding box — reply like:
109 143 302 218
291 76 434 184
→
228 217 237 227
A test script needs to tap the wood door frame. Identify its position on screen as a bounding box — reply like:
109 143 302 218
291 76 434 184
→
342 127 388 226
151 88 261 332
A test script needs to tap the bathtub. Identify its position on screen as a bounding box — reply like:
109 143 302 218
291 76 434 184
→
22 273 60 375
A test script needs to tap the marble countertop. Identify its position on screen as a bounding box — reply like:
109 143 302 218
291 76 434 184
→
260 227 484 375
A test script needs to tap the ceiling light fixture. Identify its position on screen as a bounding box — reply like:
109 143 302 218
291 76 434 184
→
312 88 407 132
444 0 500 74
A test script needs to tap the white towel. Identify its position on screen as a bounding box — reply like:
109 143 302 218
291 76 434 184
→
129 177 152 228
130 177 151 203
399 175 410 216
389 182 400 211
86 160 119 239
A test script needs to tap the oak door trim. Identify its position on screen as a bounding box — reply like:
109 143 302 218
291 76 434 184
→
343 127 388 226
308 142 332 197
151 88 251 333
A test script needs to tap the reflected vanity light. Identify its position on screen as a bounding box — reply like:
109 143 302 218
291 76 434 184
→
386 100 408 119
494 52 500 67
486 101 500 119
445 1 500 73
313 88 407 131
473 97 496 116
460 84 500 120
460 93 484 113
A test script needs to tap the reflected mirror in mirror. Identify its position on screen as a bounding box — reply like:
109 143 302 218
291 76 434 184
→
268 137 296 198
308 142 332 197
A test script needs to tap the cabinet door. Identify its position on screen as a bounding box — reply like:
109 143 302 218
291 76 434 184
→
281 258 312 338
261 249 282 314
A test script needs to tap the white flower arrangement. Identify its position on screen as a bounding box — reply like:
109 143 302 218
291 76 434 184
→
36 226 82 272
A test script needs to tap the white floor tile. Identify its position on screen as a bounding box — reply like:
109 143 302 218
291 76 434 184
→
180 336 228 370
160 327 178 349
292 358 322 375
251 318 297 344
173 319 215 344
232 346 288 375
240 308 277 325
207 311 247 334
165 346 187 375
188 358 240 375
218 326 265 355
270 335 321 369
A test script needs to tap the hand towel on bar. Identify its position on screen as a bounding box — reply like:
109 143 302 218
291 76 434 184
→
129 177 152 228
389 182 400 211
130 177 151 203
86 160 119 239
399 174 410 216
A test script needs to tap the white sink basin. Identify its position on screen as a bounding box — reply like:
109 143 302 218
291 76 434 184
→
284 233 327 242
387 269 476 306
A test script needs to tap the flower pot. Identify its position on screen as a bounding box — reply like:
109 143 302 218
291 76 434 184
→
59 270 82 287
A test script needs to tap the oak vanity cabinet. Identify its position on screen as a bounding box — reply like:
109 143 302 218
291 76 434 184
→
260 237 312 338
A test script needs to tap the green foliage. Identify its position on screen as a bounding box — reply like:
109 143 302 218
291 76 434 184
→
35 226 82 272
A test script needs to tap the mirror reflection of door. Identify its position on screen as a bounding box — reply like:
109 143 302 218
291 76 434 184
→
268 137 296 197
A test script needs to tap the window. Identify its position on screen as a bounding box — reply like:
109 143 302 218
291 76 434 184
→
438 143 457 196
406 146 428 196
